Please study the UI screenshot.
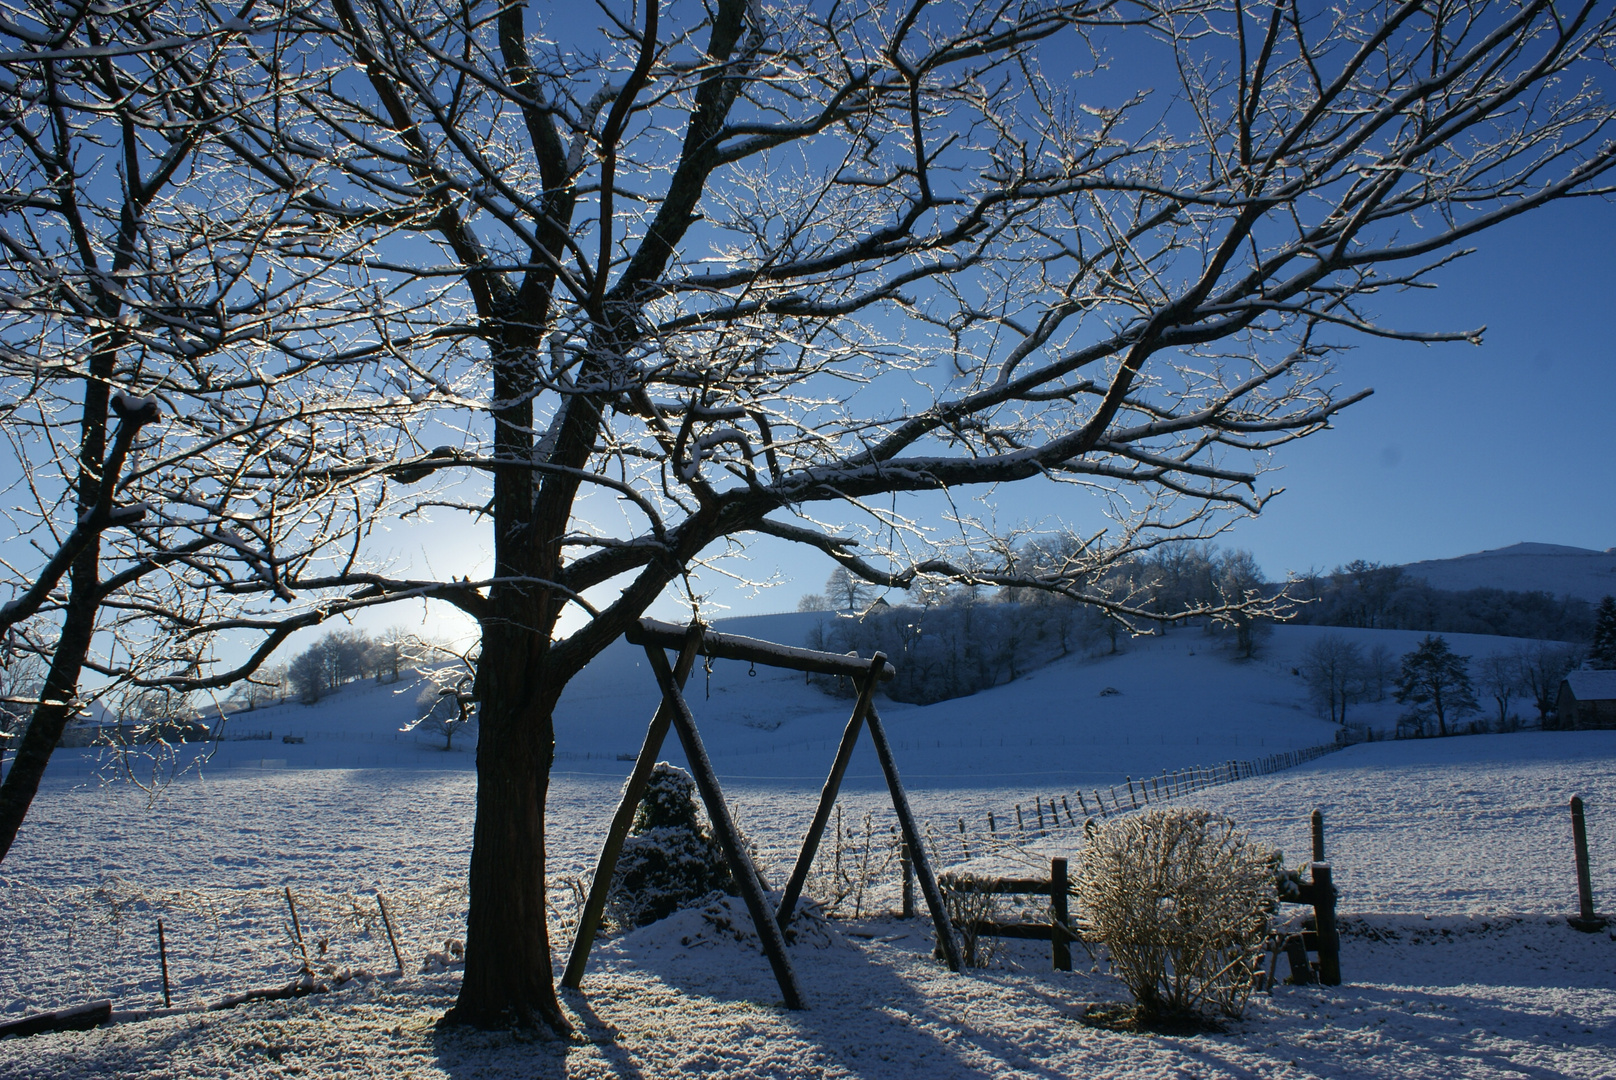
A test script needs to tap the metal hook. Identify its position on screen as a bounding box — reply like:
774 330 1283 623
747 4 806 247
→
748 660 757 678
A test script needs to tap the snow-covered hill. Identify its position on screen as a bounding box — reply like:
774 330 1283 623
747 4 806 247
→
51 616 1542 788
1401 541 1616 601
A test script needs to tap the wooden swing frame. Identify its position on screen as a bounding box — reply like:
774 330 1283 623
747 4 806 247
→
562 618 964 1008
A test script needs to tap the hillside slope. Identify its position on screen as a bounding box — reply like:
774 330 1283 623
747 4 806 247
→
1402 541 1616 601
56 615 1545 792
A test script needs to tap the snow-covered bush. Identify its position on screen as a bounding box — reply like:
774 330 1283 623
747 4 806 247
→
607 763 734 930
1076 808 1276 1022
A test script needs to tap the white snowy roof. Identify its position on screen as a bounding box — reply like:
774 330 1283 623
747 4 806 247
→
1563 669 1616 701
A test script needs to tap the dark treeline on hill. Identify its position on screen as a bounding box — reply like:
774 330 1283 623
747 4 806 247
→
806 591 1119 705
285 629 408 704
1287 560 1595 643
801 542 1598 706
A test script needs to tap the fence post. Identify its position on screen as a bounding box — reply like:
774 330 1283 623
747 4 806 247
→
1051 857 1071 972
1311 862 1341 985
1311 808 1326 863
1570 795 1607 931
284 887 311 974
157 919 171 1008
377 892 406 975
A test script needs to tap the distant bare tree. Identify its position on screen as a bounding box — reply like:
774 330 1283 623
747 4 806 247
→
1515 642 1582 727
1300 635 1366 724
1477 652 1524 731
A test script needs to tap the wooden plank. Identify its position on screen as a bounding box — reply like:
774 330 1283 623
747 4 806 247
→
776 656 886 930
959 920 1055 941
630 618 896 681
1284 935 1315 984
0 999 111 1039
940 876 1053 896
563 622 706 989
866 703 964 974
644 644 807 1010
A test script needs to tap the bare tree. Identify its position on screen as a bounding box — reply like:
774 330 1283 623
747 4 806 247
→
0 3 427 860
1299 634 1366 724
1477 652 1524 731
825 567 878 613
14 0 1614 1031
1515 641 1582 727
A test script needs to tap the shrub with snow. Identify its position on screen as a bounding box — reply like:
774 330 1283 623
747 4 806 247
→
607 763 734 930
1076 807 1276 1022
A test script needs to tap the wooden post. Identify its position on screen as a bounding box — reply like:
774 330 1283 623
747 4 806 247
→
1035 799 1044 832
1284 935 1315 984
644 643 806 1009
1062 796 1074 825
1311 862 1341 985
1075 791 1087 816
958 817 969 858
900 842 915 919
988 810 996 834
284 887 310 973
777 656 887 929
1016 804 1024 832
376 892 405 975
865 703 965 974
1127 778 1138 809
564 622 706 988
1570 795 1607 931
1051 857 1071 972
1311 808 1326 863
157 919 171 1008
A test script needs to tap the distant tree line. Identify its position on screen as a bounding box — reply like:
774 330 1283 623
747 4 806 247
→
800 541 1272 704
285 629 411 704
806 586 1115 705
1297 625 1609 737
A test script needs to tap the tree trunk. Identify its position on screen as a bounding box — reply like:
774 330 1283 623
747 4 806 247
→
0 356 111 865
0 596 98 864
444 653 567 1031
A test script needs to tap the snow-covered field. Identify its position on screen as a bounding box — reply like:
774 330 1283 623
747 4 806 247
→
3 620 1614 1077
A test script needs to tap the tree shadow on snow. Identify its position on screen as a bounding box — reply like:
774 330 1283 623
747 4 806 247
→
572 900 1094 1078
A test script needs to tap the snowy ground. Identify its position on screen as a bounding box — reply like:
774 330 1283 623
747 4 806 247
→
3 621 1614 1076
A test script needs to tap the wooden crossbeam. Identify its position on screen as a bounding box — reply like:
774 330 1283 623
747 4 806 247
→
628 618 896 681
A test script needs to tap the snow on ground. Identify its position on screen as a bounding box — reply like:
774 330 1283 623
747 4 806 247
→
3 621 1615 1077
